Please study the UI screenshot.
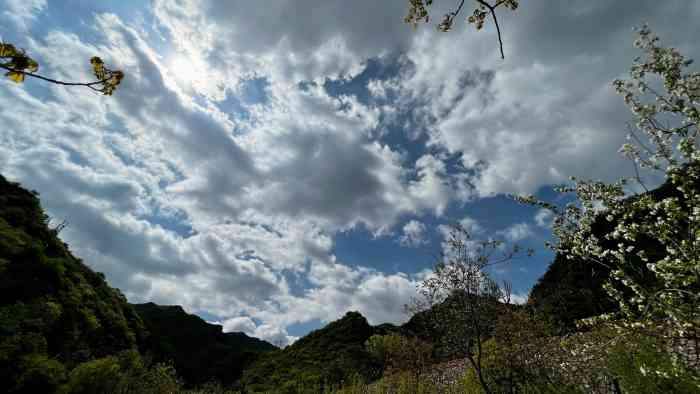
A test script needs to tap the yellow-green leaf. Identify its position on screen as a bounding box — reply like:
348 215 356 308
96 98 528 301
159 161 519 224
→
6 70 25 83
0 43 19 58
90 56 105 79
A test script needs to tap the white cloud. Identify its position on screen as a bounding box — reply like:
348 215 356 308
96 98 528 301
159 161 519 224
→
497 222 533 242
253 324 298 348
458 216 483 235
222 316 257 334
509 293 528 305
534 208 554 228
260 262 420 328
435 216 483 248
151 0 412 97
407 154 453 216
393 1 700 198
367 79 387 99
399 220 428 247
2 0 46 30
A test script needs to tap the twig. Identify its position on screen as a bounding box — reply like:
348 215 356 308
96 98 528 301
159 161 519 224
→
452 0 467 18
476 0 506 59
0 64 109 91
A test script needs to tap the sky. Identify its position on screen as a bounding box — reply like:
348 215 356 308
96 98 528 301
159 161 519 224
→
1 0 699 345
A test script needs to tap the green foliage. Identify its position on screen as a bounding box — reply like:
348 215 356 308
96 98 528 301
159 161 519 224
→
0 42 38 82
14 354 67 394
59 350 181 394
88 56 124 95
331 370 442 394
331 364 574 394
554 326 699 393
365 333 433 373
604 331 698 393
0 174 145 393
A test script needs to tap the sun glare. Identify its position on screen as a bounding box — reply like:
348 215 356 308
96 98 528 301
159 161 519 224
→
167 55 200 86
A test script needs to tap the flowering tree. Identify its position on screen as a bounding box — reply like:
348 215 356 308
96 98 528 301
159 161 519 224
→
516 25 699 367
404 0 518 59
0 42 123 95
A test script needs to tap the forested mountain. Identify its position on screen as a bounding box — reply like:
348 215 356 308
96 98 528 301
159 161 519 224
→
133 302 275 387
0 174 145 393
242 311 379 392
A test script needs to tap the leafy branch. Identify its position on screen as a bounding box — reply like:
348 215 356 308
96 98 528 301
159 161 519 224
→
0 42 124 95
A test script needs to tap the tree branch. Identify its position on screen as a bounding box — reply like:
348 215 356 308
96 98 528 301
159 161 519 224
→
452 0 467 17
0 64 110 88
476 0 505 59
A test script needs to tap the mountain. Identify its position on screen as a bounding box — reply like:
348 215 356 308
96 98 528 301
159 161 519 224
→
0 174 145 393
527 253 616 332
132 302 275 387
401 292 521 361
241 311 379 392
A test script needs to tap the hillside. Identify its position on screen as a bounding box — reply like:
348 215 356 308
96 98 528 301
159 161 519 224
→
133 302 275 387
0 174 146 393
242 311 379 392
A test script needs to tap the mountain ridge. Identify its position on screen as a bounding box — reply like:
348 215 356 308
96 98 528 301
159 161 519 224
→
132 301 275 388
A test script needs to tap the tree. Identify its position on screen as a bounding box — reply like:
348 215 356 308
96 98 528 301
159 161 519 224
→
515 25 699 383
404 0 518 59
0 42 123 95
406 225 532 394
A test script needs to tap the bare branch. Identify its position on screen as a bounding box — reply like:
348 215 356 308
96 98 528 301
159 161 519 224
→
476 0 506 59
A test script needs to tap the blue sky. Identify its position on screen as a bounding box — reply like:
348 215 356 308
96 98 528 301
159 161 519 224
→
1 0 699 345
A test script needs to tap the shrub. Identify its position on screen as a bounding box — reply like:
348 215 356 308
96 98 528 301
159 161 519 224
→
365 333 433 373
59 350 181 394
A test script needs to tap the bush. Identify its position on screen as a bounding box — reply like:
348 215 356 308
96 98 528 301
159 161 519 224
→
365 333 433 373
59 350 181 394
599 329 698 393
14 354 67 394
